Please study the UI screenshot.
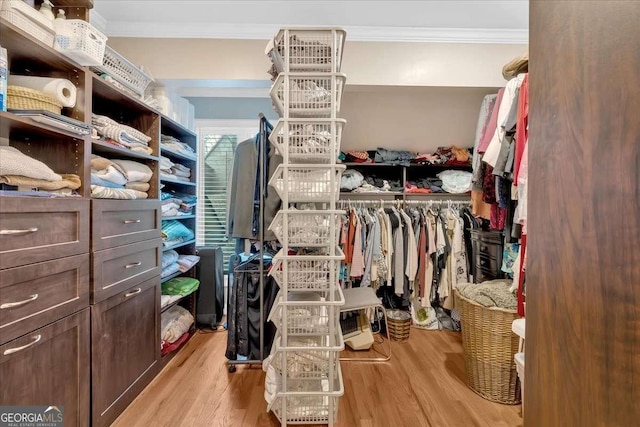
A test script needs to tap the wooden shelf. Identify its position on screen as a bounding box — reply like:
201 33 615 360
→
160 115 196 139
160 146 197 162
91 74 157 115
163 239 196 252
92 139 160 161
161 215 196 221
160 177 197 187
0 111 87 140
53 0 94 7
0 18 83 73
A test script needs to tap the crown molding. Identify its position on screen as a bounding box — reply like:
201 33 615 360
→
104 21 528 44
89 10 107 34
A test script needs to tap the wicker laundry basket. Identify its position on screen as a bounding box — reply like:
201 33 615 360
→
386 309 411 342
7 86 63 114
455 290 521 404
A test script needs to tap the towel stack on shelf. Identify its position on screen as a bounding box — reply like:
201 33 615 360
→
263 28 347 427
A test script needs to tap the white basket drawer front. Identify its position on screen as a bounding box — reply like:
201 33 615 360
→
269 210 343 248
270 119 345 164
269 165 345 203
270 28 346 73
270 73 347 118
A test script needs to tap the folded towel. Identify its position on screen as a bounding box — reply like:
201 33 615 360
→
93 165 127 185
161 305 194 343
171 167 191 178
162 262 181 278
129 144 154 155
160 156 175 170
1 174 81 190
91 185 148 199
91 173 125 188
111 159 153 183
92 114 151 146
91 154 128 178
162 250 180 269
0 146 62 182
125 181 150 192
177 255 200 273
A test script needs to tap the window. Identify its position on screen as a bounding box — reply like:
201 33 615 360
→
196 120 257 270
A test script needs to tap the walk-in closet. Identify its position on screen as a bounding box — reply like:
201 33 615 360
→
0 1 638 427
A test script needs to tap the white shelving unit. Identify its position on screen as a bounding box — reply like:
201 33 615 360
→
264 28 347 427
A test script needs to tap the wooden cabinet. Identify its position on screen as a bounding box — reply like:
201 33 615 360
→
91 200 161 251
91 278 160 427
0 254 89 345
0 198 89 269
0 309 90 427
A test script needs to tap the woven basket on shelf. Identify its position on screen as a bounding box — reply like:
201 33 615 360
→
386 309 411 342
455 289 521 405
7 86 63 114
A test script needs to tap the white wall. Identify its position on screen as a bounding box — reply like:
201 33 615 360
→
107 37 525 87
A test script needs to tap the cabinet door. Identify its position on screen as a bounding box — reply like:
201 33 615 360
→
0 309 90 427
91 277 160 427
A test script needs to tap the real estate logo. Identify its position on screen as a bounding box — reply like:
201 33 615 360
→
0 406 64 427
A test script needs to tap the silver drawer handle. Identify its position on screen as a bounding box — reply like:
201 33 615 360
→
124 288 142 298
125 262 142 269
123 219 141 224
3 335 42 355
0 227 38 235
0 294 39 309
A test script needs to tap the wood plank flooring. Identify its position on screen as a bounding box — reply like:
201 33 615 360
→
113 329 523 427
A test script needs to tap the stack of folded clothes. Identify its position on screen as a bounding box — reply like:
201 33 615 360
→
92 114 153 155
340 169 403 193
161 191 197 217
0 146 81 196
405 177 444 194
161 134 196 160
413 146 472 166
161 305 194 355
161 220 195 247
90 155 152 199
160 156 191 182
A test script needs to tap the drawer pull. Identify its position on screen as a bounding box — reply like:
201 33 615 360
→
3 335 42 355
0 227 38 235
0 294 39 309
124 288 142 298
123 219 141 224
125 262 142 269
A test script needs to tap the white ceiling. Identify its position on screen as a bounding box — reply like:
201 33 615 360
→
92 0 529 43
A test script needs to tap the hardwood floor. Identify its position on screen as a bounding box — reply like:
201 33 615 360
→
113 329 523 427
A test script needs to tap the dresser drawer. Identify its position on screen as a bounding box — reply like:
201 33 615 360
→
92 200 161 251
92 239 161 303
0 254 89 345
0 309 90 427
475 252 502 273
474 241 503 260
0 198 89 269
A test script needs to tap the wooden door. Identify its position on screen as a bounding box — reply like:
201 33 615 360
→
91 278 160 427
527 1 640 426
0 309 90 427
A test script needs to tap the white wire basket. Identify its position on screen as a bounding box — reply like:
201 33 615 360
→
269 28 346 73
0 10 55 47
268 288 345 336
269 210 343 248
269 164 345 203
268 364 343 425
90 46 154 96
268 328 344 381
270 73 347 118
53 19 107 66
269 247 344 292
269 118 345 164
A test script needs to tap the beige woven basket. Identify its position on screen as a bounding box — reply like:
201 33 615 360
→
455 290 521 404
386 309 411 342
7 86 63 114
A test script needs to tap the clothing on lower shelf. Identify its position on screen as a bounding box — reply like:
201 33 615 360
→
161 134 196 160
92 114 153 154
161 191 196 216
161 305 194 345
161 220 195 246
161 277 200 297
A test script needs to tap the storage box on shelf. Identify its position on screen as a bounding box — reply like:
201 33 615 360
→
90 45 154 97
53 18 107 66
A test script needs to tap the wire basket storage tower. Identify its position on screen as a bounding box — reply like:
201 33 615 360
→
264 28 347 427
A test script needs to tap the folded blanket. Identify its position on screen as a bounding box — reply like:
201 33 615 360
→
161 305 194 343
162 250 180 269
91 185 148 199
93 165 127 185
162 207 179 217
0 146 62 181
162 220 194 241
456 280 516 310
172 163 190 173
161 331 191 355
125 181 150 192
160 156 175 171
91 174 125 189
162 262 181 278
161 277 200 297
177 255 200 273
92 114 151 146
161 172 190 182
91 154 127 175
111 159 153 183
171 167 191 178
1 174 81 190
129 144 154 155
161 294 182 308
